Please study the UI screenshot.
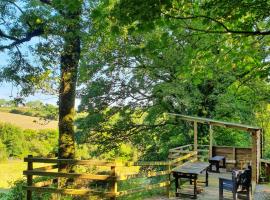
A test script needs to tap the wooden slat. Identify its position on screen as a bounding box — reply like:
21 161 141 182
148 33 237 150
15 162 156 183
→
33 165 58 172
170 152 197 165
167 113 261 132
24 157 117 166
32 179 54 187
122 161 169 166
169 144 192 151
23 171 114 180
118 170 170 180
194 121 198 153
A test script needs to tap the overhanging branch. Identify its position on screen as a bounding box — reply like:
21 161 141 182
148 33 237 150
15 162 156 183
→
0 28 44 51
162 12 270 36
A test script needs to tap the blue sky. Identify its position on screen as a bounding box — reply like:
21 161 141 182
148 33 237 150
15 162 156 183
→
0 50 58 105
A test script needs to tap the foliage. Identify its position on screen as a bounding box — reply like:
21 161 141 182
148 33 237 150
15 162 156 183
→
0 178 56 200
0 122 58 159
76 0 270 161
0 101 58 120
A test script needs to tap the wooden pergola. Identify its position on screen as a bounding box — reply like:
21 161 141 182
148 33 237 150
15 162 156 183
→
168 113 262 183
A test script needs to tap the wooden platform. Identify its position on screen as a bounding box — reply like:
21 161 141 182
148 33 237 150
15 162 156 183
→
146 170 270 200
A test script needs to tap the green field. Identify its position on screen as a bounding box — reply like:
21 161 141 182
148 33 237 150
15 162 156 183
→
0 160 48 190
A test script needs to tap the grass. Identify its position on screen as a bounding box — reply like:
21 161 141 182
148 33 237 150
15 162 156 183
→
0 160 49 189
0 112 57 130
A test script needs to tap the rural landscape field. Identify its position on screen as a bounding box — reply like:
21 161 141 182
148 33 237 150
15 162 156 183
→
0 104 58 193
0 0 270 199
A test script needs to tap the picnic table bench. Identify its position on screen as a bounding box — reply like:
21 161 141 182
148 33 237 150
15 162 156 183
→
172 162 209 199
209 155 226 173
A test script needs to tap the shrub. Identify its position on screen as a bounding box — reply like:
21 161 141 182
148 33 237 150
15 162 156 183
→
0 122 58 159
10 109 24 115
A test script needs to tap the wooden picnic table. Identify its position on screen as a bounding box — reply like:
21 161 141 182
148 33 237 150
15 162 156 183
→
172 162 209 199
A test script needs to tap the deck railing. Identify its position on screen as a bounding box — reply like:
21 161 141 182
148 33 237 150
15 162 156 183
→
169 144 253 170
23 151 197 199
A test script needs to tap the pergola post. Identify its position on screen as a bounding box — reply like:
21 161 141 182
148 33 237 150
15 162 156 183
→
251 130 261 183
194 121 198 159
209 125 213 159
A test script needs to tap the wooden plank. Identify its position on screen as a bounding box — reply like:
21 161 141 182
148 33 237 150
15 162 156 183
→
117 181 170 196
23 171 114 180
32 179 54 187
110 166 117 200
172 162 209 174
194 121 198 154
169 145 192 152
33 165 58 172
251 131 258 182
118 170 171 180
232 147 236 168
27 155 33 200
209 125 213 158
24 157 117 166
167 113 261 132
169 152 197 165
123 161 169 166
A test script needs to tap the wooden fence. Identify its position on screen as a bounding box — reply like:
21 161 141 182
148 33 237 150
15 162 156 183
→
169 144 253 170
23 151 197 199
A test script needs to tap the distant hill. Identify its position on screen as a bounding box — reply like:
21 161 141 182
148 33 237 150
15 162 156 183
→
0 112 57 130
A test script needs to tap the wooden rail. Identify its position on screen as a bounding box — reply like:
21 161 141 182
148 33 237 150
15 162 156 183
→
24 151 197 199
169 144 254 170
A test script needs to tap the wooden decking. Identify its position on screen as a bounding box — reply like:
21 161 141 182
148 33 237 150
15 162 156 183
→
173 171 232 200
146 170 270 200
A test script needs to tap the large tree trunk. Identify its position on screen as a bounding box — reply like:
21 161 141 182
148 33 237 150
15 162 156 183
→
58 3 82 173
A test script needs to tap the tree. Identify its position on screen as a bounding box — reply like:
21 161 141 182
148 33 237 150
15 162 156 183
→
0 0 84 173
77 3 270 159
107 0 270 36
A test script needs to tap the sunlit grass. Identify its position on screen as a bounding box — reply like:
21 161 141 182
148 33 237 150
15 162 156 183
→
0 160 48 189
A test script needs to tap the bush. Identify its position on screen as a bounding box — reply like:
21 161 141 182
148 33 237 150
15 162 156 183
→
0 178 81 200
10 109 24 115
0 122 58 159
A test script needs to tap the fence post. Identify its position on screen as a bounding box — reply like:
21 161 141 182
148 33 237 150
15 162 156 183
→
166 162 171 198
110 164 117 200
27 155 33 200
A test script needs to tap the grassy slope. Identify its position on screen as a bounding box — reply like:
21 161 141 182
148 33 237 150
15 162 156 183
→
0 160 48 189
0 111 57 190
0 112 57 130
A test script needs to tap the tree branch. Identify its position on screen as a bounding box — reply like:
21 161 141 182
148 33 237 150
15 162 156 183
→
0 29 19 41
39 0 51 5
0 28 44 51
162 12 270 36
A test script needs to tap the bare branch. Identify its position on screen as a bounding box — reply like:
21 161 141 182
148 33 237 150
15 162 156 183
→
0 28 44 51
0 29 19 41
